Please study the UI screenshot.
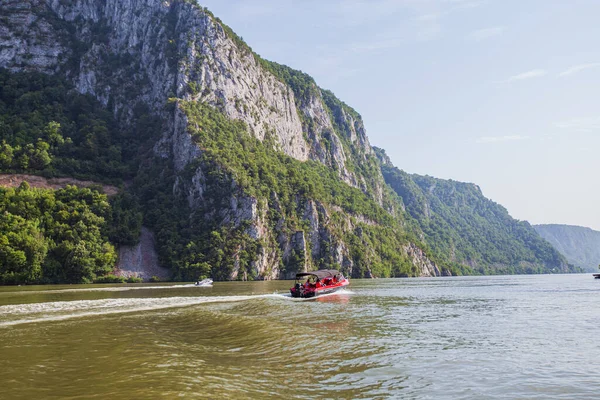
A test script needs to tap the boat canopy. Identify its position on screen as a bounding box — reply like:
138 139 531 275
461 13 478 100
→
295 269 341 279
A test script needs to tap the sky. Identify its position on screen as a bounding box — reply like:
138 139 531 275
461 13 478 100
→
199 0 600 231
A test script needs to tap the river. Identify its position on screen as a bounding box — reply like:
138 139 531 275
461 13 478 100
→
1 274 598 399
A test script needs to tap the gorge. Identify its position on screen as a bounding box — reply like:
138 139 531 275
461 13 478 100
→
0 0 578 284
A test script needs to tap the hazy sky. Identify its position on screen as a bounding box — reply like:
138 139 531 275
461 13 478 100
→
199 0 600 230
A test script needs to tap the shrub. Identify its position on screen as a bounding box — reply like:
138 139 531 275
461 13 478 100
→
94 274 125 283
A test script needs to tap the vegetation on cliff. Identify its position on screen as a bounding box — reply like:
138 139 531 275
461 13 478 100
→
0 183 117 284
1 68 423 283
136 101 423 281
534 224 600 272
0 69 155 184
378 149 574 274
0 63 576 284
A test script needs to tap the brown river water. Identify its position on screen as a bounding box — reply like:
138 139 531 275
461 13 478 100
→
1 275 599 399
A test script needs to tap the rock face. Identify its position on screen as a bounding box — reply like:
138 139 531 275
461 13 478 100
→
534 224 600 272
403 243 442 277
0 1 66 73
0 0 442 279
1 0 363 172
116 227 170 280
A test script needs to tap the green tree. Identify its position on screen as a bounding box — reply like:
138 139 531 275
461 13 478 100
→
27 140 52 170
0 212 48 284
0 141 14 169
44 121 65 147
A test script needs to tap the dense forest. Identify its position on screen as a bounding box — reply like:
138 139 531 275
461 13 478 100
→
0 69 154 183
0 183 115 284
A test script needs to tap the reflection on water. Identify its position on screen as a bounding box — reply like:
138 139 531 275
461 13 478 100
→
1 275 599 399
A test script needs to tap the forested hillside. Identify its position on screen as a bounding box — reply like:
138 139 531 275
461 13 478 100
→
376 148 573 274
534 224 600 272
0 183 115 284
0 70 145 283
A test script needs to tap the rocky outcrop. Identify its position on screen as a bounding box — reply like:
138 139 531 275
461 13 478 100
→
303 200 321 257
116 227 170 280
403 243 442 277
0 1 66 73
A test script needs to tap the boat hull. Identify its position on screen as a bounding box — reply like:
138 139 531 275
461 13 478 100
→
290 280 349 298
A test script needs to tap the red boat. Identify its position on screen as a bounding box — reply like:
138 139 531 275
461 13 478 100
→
290 269 349 298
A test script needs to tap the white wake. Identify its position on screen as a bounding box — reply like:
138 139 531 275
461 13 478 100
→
6 283 202 296
0 289 354 327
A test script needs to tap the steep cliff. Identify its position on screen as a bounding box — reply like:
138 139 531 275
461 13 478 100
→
534 224 600 272
1 0 383 189
0 0 439 281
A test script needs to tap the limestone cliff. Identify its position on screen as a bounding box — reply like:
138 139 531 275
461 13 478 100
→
0 0 438 279
6 0 571 280
1 0 377 182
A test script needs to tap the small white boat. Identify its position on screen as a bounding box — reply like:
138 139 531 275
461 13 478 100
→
194 278 213 287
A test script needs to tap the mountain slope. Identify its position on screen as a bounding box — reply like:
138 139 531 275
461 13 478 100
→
375 148 574 274
0 0 441 282
534 224 600 272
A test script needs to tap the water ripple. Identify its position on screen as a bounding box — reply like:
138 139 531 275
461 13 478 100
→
1 276 600 399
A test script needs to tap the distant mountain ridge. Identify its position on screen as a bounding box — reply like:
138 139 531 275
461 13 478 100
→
534 224 600 272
